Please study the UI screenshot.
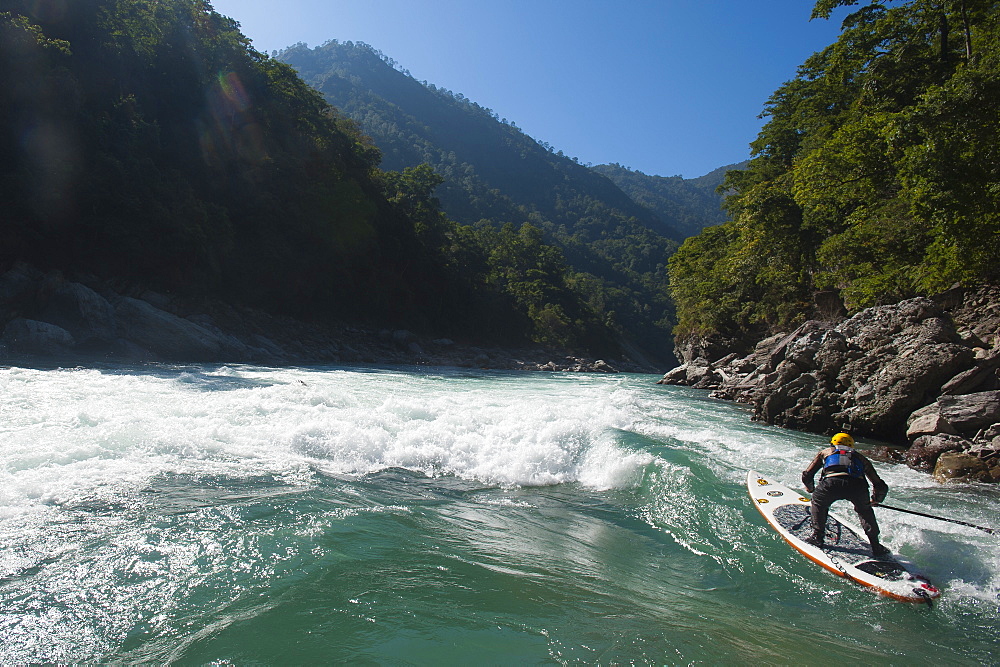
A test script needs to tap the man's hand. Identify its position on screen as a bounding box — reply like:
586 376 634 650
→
870 496 880 506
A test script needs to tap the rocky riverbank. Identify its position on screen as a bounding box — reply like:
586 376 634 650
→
658 287 1000 484
0 263 634 373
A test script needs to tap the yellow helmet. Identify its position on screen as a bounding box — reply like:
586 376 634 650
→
831 432 855 447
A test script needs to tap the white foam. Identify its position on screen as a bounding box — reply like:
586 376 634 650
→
0 367 653 514
4 365 1000 610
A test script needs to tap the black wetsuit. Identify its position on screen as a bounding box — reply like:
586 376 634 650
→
802 446 888 546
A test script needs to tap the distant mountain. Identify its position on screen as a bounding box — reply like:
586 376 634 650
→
279 41 683 242
279 40 733 362
591 162 744 240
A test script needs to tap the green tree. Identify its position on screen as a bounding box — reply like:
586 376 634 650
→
669 0 1000 343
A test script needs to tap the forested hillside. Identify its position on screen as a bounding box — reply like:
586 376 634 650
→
669 0 1000 346
592 162 743 240
279 41 702 362
0 0 625 356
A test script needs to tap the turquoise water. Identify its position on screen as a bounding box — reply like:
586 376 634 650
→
1 364 997 664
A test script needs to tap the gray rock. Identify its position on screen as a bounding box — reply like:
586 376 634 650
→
184 314 253 361
2 318 75 355
933 451 998 483
250 334 287 359
113 297 223 361
686 363 716 386
933 391 1000 434
40 281 117 348
836 297 942 349
691 369 721 389
834 342 973 437
782 325 829 371
906 434 969 471
906 412 958 439
813 329 850 376
969 440 1000 459
948 285 1000 350
859 445 906 464
958 329 987 349
940 351 1000 395
728 297 976 440
667 285 1000 482
752 332 789 361
710 353 740 370
657 366 689 384
592 360 617 373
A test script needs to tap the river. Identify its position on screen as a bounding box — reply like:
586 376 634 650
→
1 363 997 663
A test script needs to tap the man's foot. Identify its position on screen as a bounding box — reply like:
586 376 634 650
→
804 535 824 548
871 543 891 557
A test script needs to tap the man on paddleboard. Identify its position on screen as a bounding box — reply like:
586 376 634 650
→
802 433 890 557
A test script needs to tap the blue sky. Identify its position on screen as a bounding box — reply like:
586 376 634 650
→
209 0 847 179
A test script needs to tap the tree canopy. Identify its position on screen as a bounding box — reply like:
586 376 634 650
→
279 40 712 362
0 0 623 355
668 0 1000 343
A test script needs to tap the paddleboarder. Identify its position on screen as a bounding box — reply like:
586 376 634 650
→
802 432 890 557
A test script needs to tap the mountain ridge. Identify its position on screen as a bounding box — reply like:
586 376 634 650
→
279 40 735 361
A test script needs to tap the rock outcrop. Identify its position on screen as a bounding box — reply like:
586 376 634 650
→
0 262 634 373
659 288 1000 483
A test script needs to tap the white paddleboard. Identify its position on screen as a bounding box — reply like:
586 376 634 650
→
747 470 940 603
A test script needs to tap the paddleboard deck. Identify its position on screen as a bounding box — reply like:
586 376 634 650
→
747 470 940 603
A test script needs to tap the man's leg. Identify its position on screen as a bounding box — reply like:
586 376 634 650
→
809 483 835 544
847 483 889 556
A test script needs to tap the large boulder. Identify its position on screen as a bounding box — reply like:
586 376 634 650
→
755 362 842 432
779 324 829 371
945 285 1000 350
39 281 118 349
1 318 75 355
113 296 223 361
933 451 1000 483
657 358 724 388
835 298 952 349
657 365 689 385
940 351 1000 395
905 433 970 471
674 332 752 365
937 391 1000 434
684 359 716 386
906 412 958 439
184 313 256 361
833 341 974 437
739 300 975 440
911 391 1000 438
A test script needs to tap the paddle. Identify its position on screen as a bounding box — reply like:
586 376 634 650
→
877 503 995 534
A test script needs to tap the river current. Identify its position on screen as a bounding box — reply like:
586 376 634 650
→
1 363 997 663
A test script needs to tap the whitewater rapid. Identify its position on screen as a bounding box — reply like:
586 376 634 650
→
1 363 998 663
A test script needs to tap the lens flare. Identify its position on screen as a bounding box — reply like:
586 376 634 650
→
199 71 265 168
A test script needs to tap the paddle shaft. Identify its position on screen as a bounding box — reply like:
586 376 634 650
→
878 503 995 534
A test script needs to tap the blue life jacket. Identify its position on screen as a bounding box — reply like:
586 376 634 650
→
822 447 865 478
